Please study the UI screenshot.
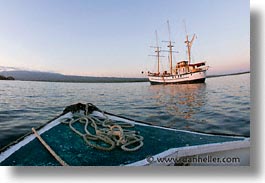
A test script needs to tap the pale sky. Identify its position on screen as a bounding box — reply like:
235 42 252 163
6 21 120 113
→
0 0 250 77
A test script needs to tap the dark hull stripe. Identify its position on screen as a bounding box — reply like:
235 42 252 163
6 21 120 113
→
150 78 206 85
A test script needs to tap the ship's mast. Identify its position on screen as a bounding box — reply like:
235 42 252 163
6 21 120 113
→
160 21 179 75
184 21 196 65
167 20 174 75
162 20 174 75
155 30 160 73
149 30 164 74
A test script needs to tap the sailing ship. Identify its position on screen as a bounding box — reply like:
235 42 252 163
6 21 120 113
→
148 21 209 85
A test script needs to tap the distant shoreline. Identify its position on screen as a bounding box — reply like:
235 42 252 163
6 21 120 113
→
207 71 250 78
0 71 250 83
16 78 149 83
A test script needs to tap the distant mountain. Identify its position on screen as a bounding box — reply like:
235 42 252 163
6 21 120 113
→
0 75 15 80
0 70 148 83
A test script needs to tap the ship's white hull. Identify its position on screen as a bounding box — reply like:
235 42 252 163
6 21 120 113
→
148 70 206 85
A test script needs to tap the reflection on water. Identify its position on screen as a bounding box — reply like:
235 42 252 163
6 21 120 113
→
149 83 206 120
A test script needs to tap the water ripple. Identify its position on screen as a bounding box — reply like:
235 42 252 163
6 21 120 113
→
0 74 250 148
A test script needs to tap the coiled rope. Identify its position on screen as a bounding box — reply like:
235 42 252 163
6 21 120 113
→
60 105 144 152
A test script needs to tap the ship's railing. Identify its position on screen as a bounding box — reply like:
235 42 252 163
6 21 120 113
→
190 65 209 73
148 72 160 76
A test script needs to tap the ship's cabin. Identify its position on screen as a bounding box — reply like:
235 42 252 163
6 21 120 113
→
175 61 206 75
148 61 207 77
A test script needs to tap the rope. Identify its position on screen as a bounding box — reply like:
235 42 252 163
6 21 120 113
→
32 128 69 166
60 105 144 152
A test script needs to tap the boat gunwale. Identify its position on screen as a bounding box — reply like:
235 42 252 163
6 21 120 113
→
0 112 73 162
0 111 72 153
125 140 250 166
100 111 250 138
0 109 250 165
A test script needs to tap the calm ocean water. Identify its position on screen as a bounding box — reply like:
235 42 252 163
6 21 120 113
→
0 73 250 149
